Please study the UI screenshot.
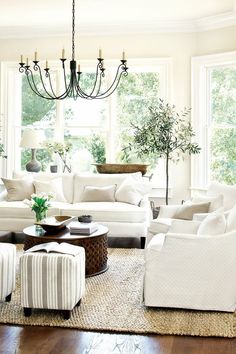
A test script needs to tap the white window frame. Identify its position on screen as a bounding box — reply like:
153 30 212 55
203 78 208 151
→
0 58 172 181
191 51 236 191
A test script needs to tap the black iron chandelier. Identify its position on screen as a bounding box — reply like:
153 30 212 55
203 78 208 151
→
19 0 128 100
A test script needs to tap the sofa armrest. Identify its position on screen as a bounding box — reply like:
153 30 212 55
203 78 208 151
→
158 205 180 218
0 190 7 201
168 219 201 234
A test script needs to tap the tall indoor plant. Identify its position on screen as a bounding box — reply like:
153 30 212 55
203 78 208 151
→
130 98 201 204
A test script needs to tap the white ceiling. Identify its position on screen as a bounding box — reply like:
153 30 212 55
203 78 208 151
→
0 0 236 38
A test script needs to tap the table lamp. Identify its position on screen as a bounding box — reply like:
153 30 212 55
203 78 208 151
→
20 128 43 172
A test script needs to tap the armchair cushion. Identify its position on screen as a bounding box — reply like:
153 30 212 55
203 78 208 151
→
226 205 236 232
207 181 236 211
173 202 210 220
192 194 224 212
197 211 226 235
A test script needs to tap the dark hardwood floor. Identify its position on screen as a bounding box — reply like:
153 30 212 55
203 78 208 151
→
0 236 236 354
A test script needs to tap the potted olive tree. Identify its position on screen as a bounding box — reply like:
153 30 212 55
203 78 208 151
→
129 98 201 204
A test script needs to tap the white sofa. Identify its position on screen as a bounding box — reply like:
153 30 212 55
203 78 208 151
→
0 171 151 243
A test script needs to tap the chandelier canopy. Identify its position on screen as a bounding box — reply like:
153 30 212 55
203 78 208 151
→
19 0 128 100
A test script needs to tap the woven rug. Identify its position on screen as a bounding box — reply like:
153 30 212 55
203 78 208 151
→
0 245 235 337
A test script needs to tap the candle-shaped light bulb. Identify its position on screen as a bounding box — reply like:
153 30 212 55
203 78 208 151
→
20 55 23 63
34 51 38 61
62 48 65 59
122 51 126 61
78 64 80 72
99 48 102 58
46 60 48 69
26 57 29 66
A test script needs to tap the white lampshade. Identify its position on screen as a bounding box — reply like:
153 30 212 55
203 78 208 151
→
20 128 44 149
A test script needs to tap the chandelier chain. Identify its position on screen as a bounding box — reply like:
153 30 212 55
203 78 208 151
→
72 0 75 60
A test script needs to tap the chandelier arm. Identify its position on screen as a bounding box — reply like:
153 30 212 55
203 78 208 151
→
35 65 57 99
91 63 124 98
26 68 54 100
86 62 101 97
47 71 59 98
93 71 128 99
76 70 102 99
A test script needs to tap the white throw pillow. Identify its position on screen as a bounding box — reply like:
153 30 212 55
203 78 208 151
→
2 177 34 201
192 194 224 212
80 184 117 202
207 181 236 211
34 178 67 202
226 205 236 232
197 211 226 235
115 177 151 206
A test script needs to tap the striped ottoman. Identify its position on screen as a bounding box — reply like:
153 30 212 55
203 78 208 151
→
20 247 85 319
0 243 16 302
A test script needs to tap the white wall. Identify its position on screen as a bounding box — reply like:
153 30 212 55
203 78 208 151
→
0 26 236 203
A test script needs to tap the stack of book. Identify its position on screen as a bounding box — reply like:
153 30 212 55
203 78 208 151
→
69 221 98 235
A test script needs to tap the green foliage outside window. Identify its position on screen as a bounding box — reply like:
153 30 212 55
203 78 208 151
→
211 68 236 184
116 72 160 163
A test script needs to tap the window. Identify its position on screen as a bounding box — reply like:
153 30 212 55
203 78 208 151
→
191 52 236 190
1 58 172 185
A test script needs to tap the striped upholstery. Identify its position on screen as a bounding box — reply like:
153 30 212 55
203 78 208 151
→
0 243 16 301
20 247 85 310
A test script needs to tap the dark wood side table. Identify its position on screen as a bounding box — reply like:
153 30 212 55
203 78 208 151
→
23 224 109 277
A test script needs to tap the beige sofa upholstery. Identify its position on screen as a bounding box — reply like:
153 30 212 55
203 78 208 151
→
0 171 151 241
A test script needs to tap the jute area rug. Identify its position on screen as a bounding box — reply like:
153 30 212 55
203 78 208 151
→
0 245 235 337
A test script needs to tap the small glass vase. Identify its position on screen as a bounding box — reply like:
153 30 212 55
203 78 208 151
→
35 210 47 231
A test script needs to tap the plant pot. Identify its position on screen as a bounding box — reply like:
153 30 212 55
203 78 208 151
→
50 165 58 173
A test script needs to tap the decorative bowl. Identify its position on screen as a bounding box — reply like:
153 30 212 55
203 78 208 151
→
78 215 92 223
92 163 149 176
35 215 75 233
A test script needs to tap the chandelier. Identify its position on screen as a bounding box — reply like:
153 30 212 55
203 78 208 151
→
18 0 128 100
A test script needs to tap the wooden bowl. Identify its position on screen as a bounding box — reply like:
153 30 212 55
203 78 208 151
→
35 215 75 233
92 163 149 175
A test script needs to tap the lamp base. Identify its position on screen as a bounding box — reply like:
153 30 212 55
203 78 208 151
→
26 159 41 172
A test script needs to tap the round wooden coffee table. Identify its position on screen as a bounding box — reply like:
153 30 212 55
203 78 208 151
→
23 224 109 277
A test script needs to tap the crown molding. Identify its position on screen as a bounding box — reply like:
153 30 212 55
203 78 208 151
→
0 11 236 39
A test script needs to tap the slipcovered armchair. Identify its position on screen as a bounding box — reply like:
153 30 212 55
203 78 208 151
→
144 205 236 311
144 230 236 312
146 181 236 246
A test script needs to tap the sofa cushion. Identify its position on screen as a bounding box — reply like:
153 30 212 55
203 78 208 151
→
80 185 116 202
73 173 142 203
2 177 35 201
60 202 147 223
115 177 151 206
207 181 236 211
34 178 67 202
13 171 74 204
0 201 60 219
